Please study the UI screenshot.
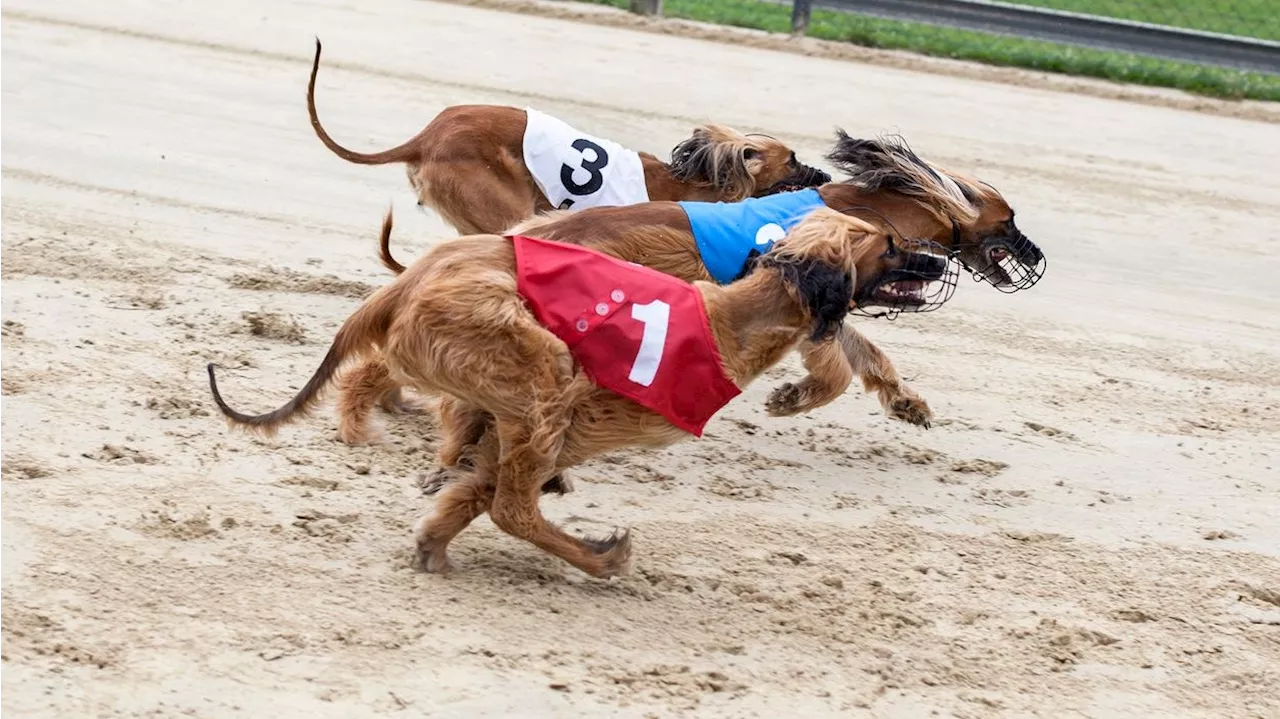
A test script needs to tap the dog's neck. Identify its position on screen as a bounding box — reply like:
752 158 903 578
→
700 269 812 386
818 184 952 246
639 154 743 203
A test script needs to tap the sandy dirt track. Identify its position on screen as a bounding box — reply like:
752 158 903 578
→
3 0 1280 716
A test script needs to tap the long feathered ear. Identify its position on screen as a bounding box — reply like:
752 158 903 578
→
826 129 979 224
825 129 919 194
765 207 877 276
669 125 758 201
792 260 854 342
761 208 871 341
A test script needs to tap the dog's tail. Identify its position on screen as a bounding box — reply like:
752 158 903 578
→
308 38 421 166
378 209 408 274
207 266 399 436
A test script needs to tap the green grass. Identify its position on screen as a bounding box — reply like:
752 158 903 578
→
1003 0 1280 42
577 0 1280 101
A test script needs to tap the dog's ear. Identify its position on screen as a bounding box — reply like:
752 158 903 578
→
741 145 766 179
669 127 716 183
794 259 855 342
670 126 757 201
765 208 879 338
828 129 981 224
826 129 915 193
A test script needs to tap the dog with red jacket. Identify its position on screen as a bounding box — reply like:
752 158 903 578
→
206 208 958 577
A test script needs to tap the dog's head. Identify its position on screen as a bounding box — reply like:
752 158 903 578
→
760 208 958 338
826 130 1044 292
670 125 831 202
946 182 1044 293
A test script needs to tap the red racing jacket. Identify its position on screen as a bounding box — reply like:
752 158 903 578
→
512 234 742 436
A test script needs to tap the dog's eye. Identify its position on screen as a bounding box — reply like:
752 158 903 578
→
743 148 761 160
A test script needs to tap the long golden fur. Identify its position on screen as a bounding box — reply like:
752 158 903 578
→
306 40 826 235
351 131 1039 450
207 209 946 577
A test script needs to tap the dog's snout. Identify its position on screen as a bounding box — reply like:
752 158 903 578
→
788 163 830 188
905 252 948 280
1011 231 1043 264
804 165 832 186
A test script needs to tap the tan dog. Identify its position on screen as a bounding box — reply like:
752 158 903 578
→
341 132 1037 448
207 209 955 577
307 40 830 235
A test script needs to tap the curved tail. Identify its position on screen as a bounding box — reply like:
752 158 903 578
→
378 208 408 274
207 285 396 435
307 38 422 166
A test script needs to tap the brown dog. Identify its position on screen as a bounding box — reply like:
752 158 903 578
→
341 132 1039 448
207 209 955 576
307 40 829 235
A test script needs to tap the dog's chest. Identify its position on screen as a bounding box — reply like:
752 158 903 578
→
521 108 650 211
512 234 740 437
679 189 826 284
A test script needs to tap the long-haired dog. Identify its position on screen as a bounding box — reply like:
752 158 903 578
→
823 132 1044 291
306 40 829 235
207 209 955 577
345 131 1039 449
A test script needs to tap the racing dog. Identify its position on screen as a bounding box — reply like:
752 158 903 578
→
344 131 1040 449
206 209 957 576
306 40 829 235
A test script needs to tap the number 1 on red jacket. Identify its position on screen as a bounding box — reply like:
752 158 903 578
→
513 234 741 437
627 300 670 387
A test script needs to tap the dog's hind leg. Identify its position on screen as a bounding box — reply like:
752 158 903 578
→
487 416 631 579
435 395 491 468
416 397 497 498
380 388 429 415
412 415 573 572
413 466 495 573
413 427 504 572
419 468 499 573
336 357 404 445
433 396 574 497
417 158 542 235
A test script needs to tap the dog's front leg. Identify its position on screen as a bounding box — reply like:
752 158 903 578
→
835 324 932 428
765 337 855 417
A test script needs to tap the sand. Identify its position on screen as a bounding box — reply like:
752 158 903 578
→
2 0 1279 716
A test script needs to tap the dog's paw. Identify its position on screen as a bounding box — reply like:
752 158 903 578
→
412 543 455 574
541 473 574 496
412 517 455 573
411 546 454 574
765 382 806 417
417 466 459 496
581 528 633 578
381 392 430 415
885 390 933 428
337 424 390 446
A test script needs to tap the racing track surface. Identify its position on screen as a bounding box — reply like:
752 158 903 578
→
3 0 1279 716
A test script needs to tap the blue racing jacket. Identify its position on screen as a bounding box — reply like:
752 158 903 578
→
678 189 827 284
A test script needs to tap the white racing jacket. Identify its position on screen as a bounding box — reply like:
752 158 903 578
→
521 108 650 211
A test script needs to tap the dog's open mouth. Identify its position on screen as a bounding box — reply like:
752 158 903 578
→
968 233 1045 292
873 279 929 306
854 244 959 318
